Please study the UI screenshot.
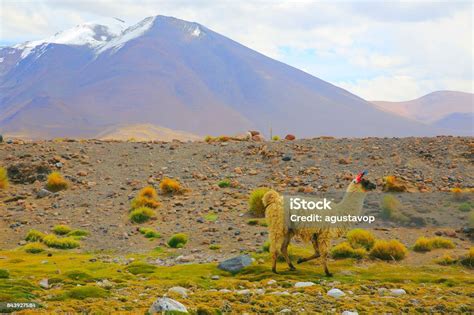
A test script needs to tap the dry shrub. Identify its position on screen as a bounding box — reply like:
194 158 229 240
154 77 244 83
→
413 236 454 252
413 237 432 252
0 166 8 189
248 187 271 217
460 248 474 268
46 172 68 192
167 233 188 248
131 186 160 209
346 229 375 250
129 207 156 223
369 239 407 261
25 229 45 242
43 235 80 249
331 242 366 259
159 178 182 194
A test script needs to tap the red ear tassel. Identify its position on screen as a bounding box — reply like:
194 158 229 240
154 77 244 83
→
355 170 367 183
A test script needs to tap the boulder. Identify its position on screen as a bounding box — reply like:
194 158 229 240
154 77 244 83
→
39 279 49 289
168 286 188 298
148 297 188 314
284 134 296 140
217 255 252 273
327 288 345 298
294 281 315 288
37 189 52 199
389 288 406 296
251 135 264 142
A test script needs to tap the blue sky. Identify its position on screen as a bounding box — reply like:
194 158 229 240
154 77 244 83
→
1 0 472 101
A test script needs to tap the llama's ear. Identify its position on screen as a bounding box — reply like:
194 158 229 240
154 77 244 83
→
355 170 367 183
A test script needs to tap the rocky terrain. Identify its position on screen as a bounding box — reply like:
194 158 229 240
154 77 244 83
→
0 136 473 313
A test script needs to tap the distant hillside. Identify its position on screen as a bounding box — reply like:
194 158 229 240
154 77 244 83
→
1 15 439 138
97 124 201 141
372 91 473 135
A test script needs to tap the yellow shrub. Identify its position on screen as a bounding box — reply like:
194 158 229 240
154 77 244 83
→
331 242 366 259
159 178 182 194
53 225 72 235
346 229 375 250
23 242 45 254
43 235 80 249
129 207 156 223
430 237 455 249
460 247 474 268
435 255 457 266
0 166 8 189
46 172 68 192
369 240 407 261
131 186 160 209
413 237 432 252
25 229 45 242
248 187 271 217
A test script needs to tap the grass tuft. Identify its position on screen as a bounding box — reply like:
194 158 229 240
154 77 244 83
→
139 227 161 238
217 179 231 188
413 236 455 252
126 262 157 275
129 207 156 223
43 235 80 249
46 172 68 192
23 242 45 254
159 177 182 194
167 233 188 248
0 166 8 189
331 242 366 259
131 186 160 209
369 239 407 261
52 225 72 235
346 229 375 250
25 229 45 242
67 286 109 299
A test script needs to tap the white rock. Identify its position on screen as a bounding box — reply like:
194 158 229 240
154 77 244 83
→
149 297 188 314
280 309 291 313
254 289 265 295
294 281 315 288
168 286 188 298
219 289 232 293
267 279 277 285
271 291 290 296
211 275 220 280
236 289 251 295
96 279 113 289
342 311 358 315
39 279 49 289
390 289 406 296
327 288 345 298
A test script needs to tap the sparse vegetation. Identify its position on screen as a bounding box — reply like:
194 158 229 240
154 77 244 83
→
43 235 80 249
460 247 474 268
167 233 188 248
248 187 271 217
67 229 89 237
23 242 45 254
126 262 157 275
331 242 366 259
369 240 407 261
204 213 218 222
159 177 182 194
413 236 455 252
436 254 457 266
129 207 155 223
131 186 160 209
458 202 471 212
138 227 160 238
25 229 45 242
67 286 109 299
0 166 8 189
209 244 221 250
217 179 231 188
272 135 280 141
53 225 72 235
0 269 9 279
346 229 375 250
46 172 68 192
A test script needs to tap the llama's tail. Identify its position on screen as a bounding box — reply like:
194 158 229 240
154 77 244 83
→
263 190 286 255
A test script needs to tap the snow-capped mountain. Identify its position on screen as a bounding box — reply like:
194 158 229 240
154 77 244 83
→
0 15 441 139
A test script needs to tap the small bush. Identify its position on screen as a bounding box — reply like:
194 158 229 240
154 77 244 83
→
159 178 182 194
129 207 155 223
204 213 218 222
460 247 474 268
67 286 109 299
413 236 455 252
369 240 407 261
458 202 471 212
131 186 160 209
262 241 270 252
430 237 455 249
209 244 221 250
25 229 45 242
66 270 94 282
248 187 271 217
23 242 45 254
0 269 9 279
204 135 214 143
46 172 68 192
218 179 231 188
67 229 89 237
43 235 80 249
331 242 366 259
413 237 432 252
346 229 375 250
272 135 280 141
126 262 157 275
383 176 407 192
52 225 72 235
0 166 8 189
436 255 457 266
139 227 160 238
167 233 188 248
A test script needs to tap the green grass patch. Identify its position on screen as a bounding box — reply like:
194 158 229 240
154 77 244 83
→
67 229 89 237
0 269 9 279
167 233 188 248
25 229 45 242
23 242 45 254
52 225 72 235
217 179 231 188
204 213 218 222
126 262 157 275
129 207 155 223
43 235 80 249
67 286 109 299
139 227 161 238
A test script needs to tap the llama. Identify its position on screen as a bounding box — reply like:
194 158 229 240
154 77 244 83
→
262 171 376 276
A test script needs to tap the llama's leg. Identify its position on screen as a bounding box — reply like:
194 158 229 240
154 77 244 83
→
318 236 332 277
297 234 320 264
281 232 295 270
271 251 278 274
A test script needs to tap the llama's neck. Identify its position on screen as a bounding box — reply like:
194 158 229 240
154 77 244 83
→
336 190 367 215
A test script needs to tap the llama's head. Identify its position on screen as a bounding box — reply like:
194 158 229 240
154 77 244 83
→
262 190 280 207
347 170 376 193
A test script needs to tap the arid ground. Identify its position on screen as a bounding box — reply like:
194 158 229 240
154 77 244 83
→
0 137 473 313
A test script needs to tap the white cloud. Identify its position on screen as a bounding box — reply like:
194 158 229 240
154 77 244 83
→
0 0 472 101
